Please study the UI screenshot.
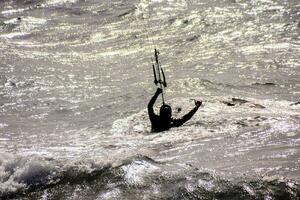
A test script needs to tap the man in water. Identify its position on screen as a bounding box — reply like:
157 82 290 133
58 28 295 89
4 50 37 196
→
148 88 202 132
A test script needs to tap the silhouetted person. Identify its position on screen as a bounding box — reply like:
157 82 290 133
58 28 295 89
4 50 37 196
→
148 88 202 132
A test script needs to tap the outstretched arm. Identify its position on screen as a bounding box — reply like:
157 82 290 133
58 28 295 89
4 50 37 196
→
148 88 162 119
172 101 202 127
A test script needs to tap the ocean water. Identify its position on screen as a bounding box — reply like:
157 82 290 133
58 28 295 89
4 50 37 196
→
0 0 299 199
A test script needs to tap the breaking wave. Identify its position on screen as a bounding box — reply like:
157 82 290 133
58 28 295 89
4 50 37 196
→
1 153 299 200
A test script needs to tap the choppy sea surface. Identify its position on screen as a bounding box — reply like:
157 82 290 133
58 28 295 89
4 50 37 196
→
0 0 300 199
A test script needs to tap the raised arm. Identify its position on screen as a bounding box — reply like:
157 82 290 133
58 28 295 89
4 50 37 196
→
171 101 202 127
148 88 162 119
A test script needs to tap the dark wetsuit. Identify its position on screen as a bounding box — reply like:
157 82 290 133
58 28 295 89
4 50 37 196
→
148 89 200 132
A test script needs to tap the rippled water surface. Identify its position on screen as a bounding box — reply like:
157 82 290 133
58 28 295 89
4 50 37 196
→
0 0 299 199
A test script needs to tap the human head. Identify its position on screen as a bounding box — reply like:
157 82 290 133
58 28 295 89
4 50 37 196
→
160 104 172 120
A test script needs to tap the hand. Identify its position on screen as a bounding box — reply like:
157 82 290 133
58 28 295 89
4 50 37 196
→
195 100 202 108
156 88 163 94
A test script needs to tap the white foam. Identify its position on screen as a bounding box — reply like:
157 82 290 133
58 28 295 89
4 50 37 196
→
0 32 29 39
3 18 19 24
98 188 120 200
18 16 47 32
1 8 27 15
0 153 55 195
197 179 215 191
121 160 160 185
45 0 78 6
0 123 8 129
1 16 47 39
110 110 150 135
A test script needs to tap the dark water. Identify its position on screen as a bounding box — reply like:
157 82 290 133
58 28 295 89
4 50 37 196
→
0 0 300 199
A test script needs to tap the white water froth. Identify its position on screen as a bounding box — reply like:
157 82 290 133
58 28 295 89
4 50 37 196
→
111 110 150 135
111 97 299 133
44 0 78 6
121 160 160 185
0 0 79 9
0 123 8 129
0 153 55 195
109 96 300 167
1 8 28 15
0 153 111 195
1 16 47 39
0 32 29 39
